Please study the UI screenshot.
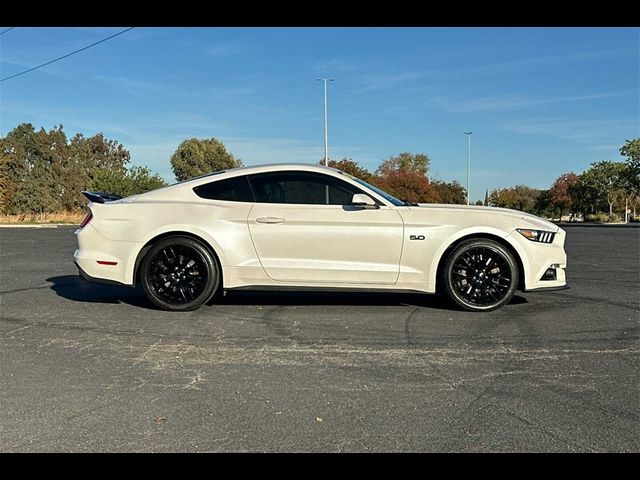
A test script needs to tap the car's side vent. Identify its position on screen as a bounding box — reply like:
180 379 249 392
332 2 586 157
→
539 232 555 244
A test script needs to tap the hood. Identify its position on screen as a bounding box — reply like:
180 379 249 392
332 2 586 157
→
414 203 559 232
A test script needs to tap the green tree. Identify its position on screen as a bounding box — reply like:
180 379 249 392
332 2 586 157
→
89 166 166 198
581 161 626 220
0 123 67 214
64 132 132 210
619 139 640 219
375 152 430 176
488 185 542 214
1 123 163 215
0 137 13 213
571 175 600 215
171 138 242 181
620 138 640 195
534 189 555 218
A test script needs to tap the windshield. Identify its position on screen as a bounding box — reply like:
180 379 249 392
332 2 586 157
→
347 175 407 206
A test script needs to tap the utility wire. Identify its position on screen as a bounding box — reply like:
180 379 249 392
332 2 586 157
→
0 27 134 82
0 27 16 36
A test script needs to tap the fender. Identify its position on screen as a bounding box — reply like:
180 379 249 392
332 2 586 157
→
426 226 531 289
124 224 228 285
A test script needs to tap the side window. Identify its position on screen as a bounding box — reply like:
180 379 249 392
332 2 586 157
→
193 175 254 202
248 171 365 205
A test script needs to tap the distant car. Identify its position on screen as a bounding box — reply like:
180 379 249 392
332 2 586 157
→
74 163 568 312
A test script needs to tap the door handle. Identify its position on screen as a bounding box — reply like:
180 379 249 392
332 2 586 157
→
255 217 285 224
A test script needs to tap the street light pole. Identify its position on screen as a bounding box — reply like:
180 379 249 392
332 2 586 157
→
464 131 473 205
316 78 334 166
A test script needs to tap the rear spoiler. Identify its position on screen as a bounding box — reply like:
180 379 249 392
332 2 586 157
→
82 191 123 204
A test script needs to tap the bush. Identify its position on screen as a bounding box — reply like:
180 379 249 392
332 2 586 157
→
585 212 621 223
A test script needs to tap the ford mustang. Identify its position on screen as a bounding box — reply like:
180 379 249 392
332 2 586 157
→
74 163 568 312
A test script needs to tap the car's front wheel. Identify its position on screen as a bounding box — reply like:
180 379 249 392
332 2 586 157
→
443 238 519 312
140 237 219 311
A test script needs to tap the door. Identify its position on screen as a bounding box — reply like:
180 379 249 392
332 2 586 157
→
246 171 404 284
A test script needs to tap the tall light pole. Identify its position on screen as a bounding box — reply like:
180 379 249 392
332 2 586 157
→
316 78 334 166
464 131 473 205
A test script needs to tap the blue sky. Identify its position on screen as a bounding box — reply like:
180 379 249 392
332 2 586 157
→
1 27 638 201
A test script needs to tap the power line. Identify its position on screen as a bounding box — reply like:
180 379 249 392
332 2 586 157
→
0 27 135 82
0 27 16 36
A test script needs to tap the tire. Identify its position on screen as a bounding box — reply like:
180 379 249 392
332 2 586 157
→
443 238 519 312
140 236 220 311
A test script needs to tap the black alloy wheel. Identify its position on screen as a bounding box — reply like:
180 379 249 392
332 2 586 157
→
141 237 219 311
443 239 519 312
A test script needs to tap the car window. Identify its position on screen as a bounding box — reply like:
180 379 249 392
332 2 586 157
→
249 171 365 205
193 175 254 202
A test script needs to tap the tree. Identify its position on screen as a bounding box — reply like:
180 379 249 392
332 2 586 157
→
488 185 542 214
375 152 430 176
580 161 626 220
620 138 640 195
430 180 466 204
89 166 167 198
549 172 579 220
369 152 434 203
171 138 242 181
571 175 599 216
64 132 132 210
0 123 67 214
534 189 555 219
1 123 163 215
0 137 13 213
326 158 372 181
372 170 434 204
619 139 640 219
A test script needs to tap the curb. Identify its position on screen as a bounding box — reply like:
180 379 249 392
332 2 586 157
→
0 224 79 228
554 222 640 228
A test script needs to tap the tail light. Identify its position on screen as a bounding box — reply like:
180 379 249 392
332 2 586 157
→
79 210 93 229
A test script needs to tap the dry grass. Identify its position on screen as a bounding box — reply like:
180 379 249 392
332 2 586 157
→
0 210 86 224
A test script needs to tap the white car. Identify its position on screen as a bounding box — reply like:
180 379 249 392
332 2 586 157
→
74 163 568 312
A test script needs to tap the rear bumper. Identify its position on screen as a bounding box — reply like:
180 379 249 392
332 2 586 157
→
74 224 140 285
74 260 130 286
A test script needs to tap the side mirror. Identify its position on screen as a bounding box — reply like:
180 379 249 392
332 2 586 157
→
350 193 379 209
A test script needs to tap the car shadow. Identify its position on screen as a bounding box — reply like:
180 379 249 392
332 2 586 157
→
47 275 528 311
46 275 153 309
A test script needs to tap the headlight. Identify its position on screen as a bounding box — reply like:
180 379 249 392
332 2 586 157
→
517 229 556 244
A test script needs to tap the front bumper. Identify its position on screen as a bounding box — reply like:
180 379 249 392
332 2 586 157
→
508 227 568 291
524 283 570 292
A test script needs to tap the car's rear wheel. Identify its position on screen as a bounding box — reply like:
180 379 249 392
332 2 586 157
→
140 237 219 311
443 238 518 312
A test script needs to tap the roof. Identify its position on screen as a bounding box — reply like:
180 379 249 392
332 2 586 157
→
179 163 343 183
226 162 340 174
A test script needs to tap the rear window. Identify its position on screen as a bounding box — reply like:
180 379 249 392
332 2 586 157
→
193 176 254 202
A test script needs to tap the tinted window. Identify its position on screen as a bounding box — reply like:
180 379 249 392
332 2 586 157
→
249 171 364 205
193 175 254 202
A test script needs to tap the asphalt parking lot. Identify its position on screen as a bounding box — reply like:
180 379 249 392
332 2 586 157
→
0 225 638 452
